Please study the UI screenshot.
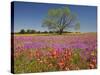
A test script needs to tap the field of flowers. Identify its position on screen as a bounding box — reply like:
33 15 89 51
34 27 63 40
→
13 33 97 73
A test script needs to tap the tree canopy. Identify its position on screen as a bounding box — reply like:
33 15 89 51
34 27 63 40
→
42 6 80 34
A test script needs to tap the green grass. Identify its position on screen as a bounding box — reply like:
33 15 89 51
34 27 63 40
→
13 33 84 36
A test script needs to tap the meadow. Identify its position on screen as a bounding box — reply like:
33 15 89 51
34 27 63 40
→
13 33 97 73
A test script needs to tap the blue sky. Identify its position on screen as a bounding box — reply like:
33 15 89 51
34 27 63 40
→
13 1 97 32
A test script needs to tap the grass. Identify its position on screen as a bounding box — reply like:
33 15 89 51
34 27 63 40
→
13 33 84 36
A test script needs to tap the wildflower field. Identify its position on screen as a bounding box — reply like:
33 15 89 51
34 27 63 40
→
13 33 97 73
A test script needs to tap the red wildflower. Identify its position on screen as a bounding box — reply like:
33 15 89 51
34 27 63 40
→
34 50 41 58
51 50 59 58
58 59 65 69
89 63 95 69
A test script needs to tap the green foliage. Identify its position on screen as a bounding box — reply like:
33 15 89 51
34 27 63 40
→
26 29 36 33
71 49 81 64
19 29 25 34
71 49 88 69
19 29 36 34
43 6 79 35
71 50 81 64
14 56 57 73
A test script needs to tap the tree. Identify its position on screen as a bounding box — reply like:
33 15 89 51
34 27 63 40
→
42 7 79 35
49 31 53 33
31 30 36 33
26 29 36 33
37 31 41 34
19 29 25 34
44 31 48 33
26 29 31 33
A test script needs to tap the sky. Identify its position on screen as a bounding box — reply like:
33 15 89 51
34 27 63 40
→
12 1 97 32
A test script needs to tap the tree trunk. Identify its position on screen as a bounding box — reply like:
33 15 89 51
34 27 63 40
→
59 29 63 35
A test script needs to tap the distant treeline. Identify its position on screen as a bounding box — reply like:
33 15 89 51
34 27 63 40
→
12 29 76 34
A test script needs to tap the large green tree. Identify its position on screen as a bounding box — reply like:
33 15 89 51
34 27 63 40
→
42 7 79 35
